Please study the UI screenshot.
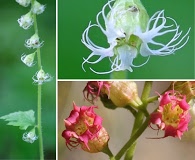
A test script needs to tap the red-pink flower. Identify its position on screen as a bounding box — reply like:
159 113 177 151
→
83 81 110 104
149 90 191 139
62 103 109 153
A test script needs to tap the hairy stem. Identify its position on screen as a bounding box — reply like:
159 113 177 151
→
31 0 44 159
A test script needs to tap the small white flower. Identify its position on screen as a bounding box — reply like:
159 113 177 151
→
22 131 38 143
16 0 31 7
31 0 46 15
25 33 44 49
32 68 52 85
17 11 34 30
82 0 190 74
21 52 36 67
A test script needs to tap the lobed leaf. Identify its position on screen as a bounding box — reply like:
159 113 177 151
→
0 110 36 130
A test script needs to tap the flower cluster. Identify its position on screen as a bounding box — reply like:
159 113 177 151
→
62 103 109 153
82 0 190 74
16 0 52 84
149 90 191 139
83 81 142 108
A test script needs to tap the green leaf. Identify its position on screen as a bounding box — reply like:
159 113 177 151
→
0 110 36 130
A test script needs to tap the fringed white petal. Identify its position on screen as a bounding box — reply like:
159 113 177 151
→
88 45 138 74
134 10 191 57
81 22 116 71
96 0 126 44
110 45 137 72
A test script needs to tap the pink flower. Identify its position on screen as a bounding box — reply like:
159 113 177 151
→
83 81 110 104
149 90 191 139
62 103 109 153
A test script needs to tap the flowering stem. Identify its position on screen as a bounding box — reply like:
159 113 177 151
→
110 71 128 79
115 117 150 160
141 81 153 102
37 84 44 160
124 105 137 117
115 81 153 159
124 111 144 160
31 0 44 159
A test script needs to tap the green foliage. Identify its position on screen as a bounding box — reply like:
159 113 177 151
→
0 110 35 130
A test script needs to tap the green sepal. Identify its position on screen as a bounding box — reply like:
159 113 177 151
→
0 110 36 130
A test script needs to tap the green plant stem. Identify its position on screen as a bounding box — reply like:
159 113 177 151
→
124 105 137 117
102 144 115 160
115 117 150 160
147 95 158 103
124 111 144 160
37 84 44 160
31 0 44 159
110 70 128 79
114 82 153 160
141 81 153 102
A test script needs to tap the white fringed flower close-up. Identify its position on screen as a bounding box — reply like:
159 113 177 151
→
81 0 190 74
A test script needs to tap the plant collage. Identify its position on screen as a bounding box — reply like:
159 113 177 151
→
0 0 194 160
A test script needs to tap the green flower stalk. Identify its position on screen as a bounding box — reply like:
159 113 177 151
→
82 0 190 75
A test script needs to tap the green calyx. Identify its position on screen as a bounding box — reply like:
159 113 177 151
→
110 0 149 39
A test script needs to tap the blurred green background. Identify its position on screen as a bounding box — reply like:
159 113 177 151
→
0 0 56 159
58 0 194 79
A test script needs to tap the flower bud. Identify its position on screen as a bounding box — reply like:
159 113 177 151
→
32 68 52 85
104 81 142 108
31 0 46 15
16 0 31 7
62 103 109 153
25 33 44 49
149 90 191 139
17 11 34 30
21 52 36 67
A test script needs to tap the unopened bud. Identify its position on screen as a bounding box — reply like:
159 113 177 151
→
103 81 142 108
